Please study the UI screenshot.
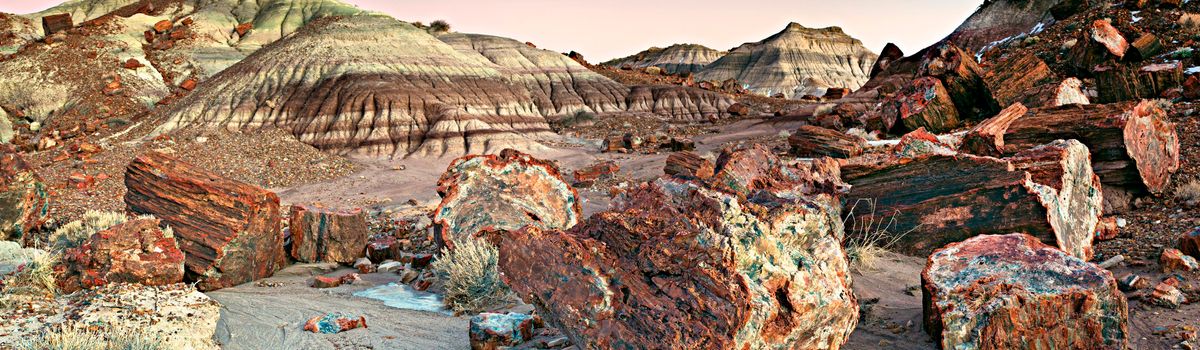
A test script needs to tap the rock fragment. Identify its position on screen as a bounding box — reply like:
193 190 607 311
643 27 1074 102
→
922 233 1129 349
0 144 48 243
1161 248 1200 272
125 151 285 291
788 125 866 158
663 151 715 179
289 205 369 264
304 313 367 334
40 13 71 36
1182 227 1200 258
1150 281 1187 308
571 160 619 187
495 145 857 349
432 149 580 249
469 313 535 350
59 218 185 292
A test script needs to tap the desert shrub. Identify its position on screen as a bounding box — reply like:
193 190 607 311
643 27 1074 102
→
1 249 59 297
17 326 164 350
429 20 451 33
430 238 513 314
842 198 911 272
1176 179 1200 207
48 211 128 251
550 110 596 132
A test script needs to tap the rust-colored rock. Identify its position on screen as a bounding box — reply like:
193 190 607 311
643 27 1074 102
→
1161 248 1199 272
124 151 286 291
180 78 197 91
304 313 367 333
289 205 369 264
1150 281 1186 308
41 13 72 36
922 233 1129 349
153 20 173 33
982 52 1051 107
1000 101 1180 195
235 22 253 36
788 125 865 158
1095 216 1120 241
845 139 1102 259
60 218 185 292
917 42 998 120
879 76 961 133
122 58 144 70
1127 34 1164 62
469 313 535 350
433 149 580 249
0 144 48 243
869 43 904 79
495 145 857 349
1182 227 1200 258
663 151 714 180
1071 20 1128 73
571 160 619 187
726 103 749 116
958 103 1028 157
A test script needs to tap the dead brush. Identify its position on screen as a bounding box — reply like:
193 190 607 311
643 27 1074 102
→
430 237 514 315
842 198 912 272
17 325 164 350
1175 179 1200 207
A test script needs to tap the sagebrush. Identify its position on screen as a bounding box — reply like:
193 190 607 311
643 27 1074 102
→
430 238 513 314
48 210 128 251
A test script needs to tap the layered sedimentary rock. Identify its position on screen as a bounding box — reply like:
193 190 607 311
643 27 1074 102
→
289 205 369 264
495 145 857 349
433 149 580 249
943 0 1062 53
124 151 285 291
695 22 877 98
152 15 733 157
59 217 185 292
0 144 48 242
845 139 1102 259
922 233 1128 349
602 44 725 75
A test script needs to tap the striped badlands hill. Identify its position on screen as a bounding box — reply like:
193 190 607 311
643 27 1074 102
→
152 15 734 157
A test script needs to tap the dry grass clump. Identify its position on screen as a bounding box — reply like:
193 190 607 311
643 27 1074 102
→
842 199 910 272
16 326 164 350
48 210 128 251
429 20 451 33
1175 179 1200 207
430 238 513 314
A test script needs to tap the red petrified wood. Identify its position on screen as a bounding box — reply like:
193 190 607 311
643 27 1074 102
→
0 144 48 243
60 218 185 292
788 125 866 158
922 233 1129 349
289 205 370 264
124 151 286 291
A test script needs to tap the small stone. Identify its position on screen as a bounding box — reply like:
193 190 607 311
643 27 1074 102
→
304 313 367 334
153 20 173 33
1161 248 1199 272
354 257 375 273
377 261 404 273
1118 273 1151 292
1150 282 1187 308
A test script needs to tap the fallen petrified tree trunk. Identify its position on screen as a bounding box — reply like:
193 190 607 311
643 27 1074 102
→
959 103 1029 157
495 145 857 349
844 139 1102 259
432 149 580 249
125 151 286 291
1095 62 1182 103
1070 19 1128 75
289 205 369 264
917 42 999 120
663 151 714 179
879 77 961 134
922 233 1129 349
788 125 866 158
0 144 48 244
982 52 1051 107
995 100 1180 195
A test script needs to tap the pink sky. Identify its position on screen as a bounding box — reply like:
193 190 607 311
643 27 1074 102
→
1 0 982 61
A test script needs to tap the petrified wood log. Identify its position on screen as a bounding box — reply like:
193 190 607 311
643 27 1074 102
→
1182 227 1200 259
663 151 715 179
1095 62 1183 103
432 149 580 249
289 205 369 264
1000 101 1179 194
844 140 1102 259
879 77 961 134
125 151 285 291
1071 20 1128 74
917 42 999 120
0 144 48 243
1127 34 1163 62
60 218 185 293
1021 78 1090 108
959 103 1029 157
869 43 904 79
571 160 619 187
788 125 866 158
982 53 1051 107
41 13 72 36
495 145 856 349
922 233 1128 349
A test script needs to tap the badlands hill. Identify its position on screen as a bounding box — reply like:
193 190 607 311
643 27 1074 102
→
0 0 734 158
601 43 725 75
695 22 877 98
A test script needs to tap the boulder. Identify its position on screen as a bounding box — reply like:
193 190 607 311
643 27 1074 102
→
59 218 185 292
1161 248 1199 272
433 149 580 249
0 144 48 243
40 13 71 36
922 233 1129 349
663 151 714 179
494 145 857 349
879 76 960 134
125 151 285 291
469 312 535 350
1182 227 1200 258
288 205 369 264
726 103 750 116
